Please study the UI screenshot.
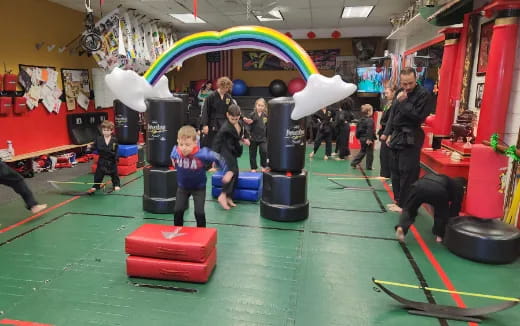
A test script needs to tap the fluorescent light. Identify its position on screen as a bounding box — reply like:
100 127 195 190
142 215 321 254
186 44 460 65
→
256 10 283 22
342 6 374 18
170 13 206 24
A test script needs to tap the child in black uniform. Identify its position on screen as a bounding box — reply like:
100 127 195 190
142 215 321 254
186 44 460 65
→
213 104 250 209
351 104 376 170
0 161 47 214
89 120 120 193
243 98 268 172
309 107 333 160
395 173 467 243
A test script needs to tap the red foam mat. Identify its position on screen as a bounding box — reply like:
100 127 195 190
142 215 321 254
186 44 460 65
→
126 248 217 283
118 154 138 166
125 224 217 262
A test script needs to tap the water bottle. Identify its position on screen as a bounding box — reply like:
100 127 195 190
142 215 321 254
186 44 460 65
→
6 140 15 157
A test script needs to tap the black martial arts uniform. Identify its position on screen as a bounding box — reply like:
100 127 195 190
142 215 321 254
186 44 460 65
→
247 111 268 170
0 161 39 210
92 135 120 189
200 91 235 148
312 108 333 157
397 173 466 237
351 116 376 169
212 120 248 196
383 85 434 206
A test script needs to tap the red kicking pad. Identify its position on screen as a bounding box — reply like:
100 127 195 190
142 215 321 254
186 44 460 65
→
125 224 217 262
126 248 217 283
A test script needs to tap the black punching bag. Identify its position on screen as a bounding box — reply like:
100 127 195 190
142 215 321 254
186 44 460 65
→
114 99 139 145
145 97 185 167
143 166 177 214
267 98 306 172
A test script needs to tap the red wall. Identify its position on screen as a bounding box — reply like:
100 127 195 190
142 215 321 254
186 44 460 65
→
0 101 114 156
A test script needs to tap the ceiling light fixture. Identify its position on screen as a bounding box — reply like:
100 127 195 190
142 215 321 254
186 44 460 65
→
341 6 374 18
170 13 206 23
256 10 284 22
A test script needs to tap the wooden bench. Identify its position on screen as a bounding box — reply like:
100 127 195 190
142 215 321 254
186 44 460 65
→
3 143 91 163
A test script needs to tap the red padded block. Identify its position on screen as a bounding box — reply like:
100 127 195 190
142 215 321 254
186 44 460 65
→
125 224 217 262
90 163 97 174
126 248 217 283
0 97 12 115
465 144 508 218
118 164 136 176
118 154 138 166
13 97 27 115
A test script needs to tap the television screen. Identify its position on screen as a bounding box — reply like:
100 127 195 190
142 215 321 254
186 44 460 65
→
356 66 385 93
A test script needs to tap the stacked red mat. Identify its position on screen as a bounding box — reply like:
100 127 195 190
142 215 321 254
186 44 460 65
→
125 224 217 283
90 154 138 176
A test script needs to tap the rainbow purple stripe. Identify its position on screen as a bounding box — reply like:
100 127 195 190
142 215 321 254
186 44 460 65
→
144 26 318 85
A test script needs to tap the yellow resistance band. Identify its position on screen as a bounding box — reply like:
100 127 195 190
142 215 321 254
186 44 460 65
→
374 279 519 302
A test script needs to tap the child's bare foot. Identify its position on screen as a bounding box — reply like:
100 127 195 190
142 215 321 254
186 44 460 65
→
251 169 257 173
217 194 230 210
435 236 443 243
395 227 405 242
30 204 48 214
227 198 237 207
208 167 217 173
387 204 402 213
88 187 96 194
114 186 121 191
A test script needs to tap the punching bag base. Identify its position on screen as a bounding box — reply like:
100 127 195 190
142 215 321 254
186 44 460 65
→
260 200 309 222
143 195 175 214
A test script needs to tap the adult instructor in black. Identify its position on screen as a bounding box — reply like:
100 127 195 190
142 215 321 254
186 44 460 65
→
200 77 234 149
382 67 434 211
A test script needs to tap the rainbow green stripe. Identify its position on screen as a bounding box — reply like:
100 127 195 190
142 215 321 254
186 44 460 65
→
144 26 319 85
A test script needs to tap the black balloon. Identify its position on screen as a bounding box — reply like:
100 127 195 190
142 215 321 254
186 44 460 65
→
268 79 287 97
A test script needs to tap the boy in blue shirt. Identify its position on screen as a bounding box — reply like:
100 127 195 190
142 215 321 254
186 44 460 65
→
171 125 233 227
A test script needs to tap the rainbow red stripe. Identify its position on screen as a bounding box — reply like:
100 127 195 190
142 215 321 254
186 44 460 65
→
144 26 318 85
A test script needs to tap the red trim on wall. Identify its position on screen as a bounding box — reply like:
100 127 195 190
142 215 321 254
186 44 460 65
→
404 34 446 59
0 101 113 156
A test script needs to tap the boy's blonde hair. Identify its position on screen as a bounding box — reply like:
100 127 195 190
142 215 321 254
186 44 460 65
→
361 104 374 116
177 125 197 141
217 76 233 89
100 120 114 130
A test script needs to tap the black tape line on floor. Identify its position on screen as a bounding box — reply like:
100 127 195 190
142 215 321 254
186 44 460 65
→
142 216 304 232
0 212 136 248
311 206 384 213
311 230 396 241
359 168 387 212
129 280 197 293
399 242 449 326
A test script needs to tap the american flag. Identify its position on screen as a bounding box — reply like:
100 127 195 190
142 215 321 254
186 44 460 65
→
206 50 233 82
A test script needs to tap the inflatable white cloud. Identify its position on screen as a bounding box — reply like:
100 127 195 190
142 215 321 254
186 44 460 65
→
105 67 172 112
291 74 357 120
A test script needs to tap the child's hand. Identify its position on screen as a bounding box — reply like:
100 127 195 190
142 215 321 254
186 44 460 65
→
242 138 251 146
243 117 253 125
366 140 373 145
222 171 234 183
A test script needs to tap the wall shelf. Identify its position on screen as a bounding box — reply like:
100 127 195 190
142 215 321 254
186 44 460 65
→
387 14 431 40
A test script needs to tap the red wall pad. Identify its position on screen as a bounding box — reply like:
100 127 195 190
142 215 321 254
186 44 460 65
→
465 144 508 218
13 97 27 115
125 224 217 263
126 248 217 283
0 97 12 115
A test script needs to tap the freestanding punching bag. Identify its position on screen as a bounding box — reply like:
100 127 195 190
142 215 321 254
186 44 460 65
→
114 99 139 145
260 97 309 221
145 97 185 167
143 97 186 214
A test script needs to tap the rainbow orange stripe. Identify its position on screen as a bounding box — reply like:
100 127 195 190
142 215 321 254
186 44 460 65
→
144 26 318 85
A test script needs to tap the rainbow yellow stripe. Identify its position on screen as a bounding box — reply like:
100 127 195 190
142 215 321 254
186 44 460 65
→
144 26 319 85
